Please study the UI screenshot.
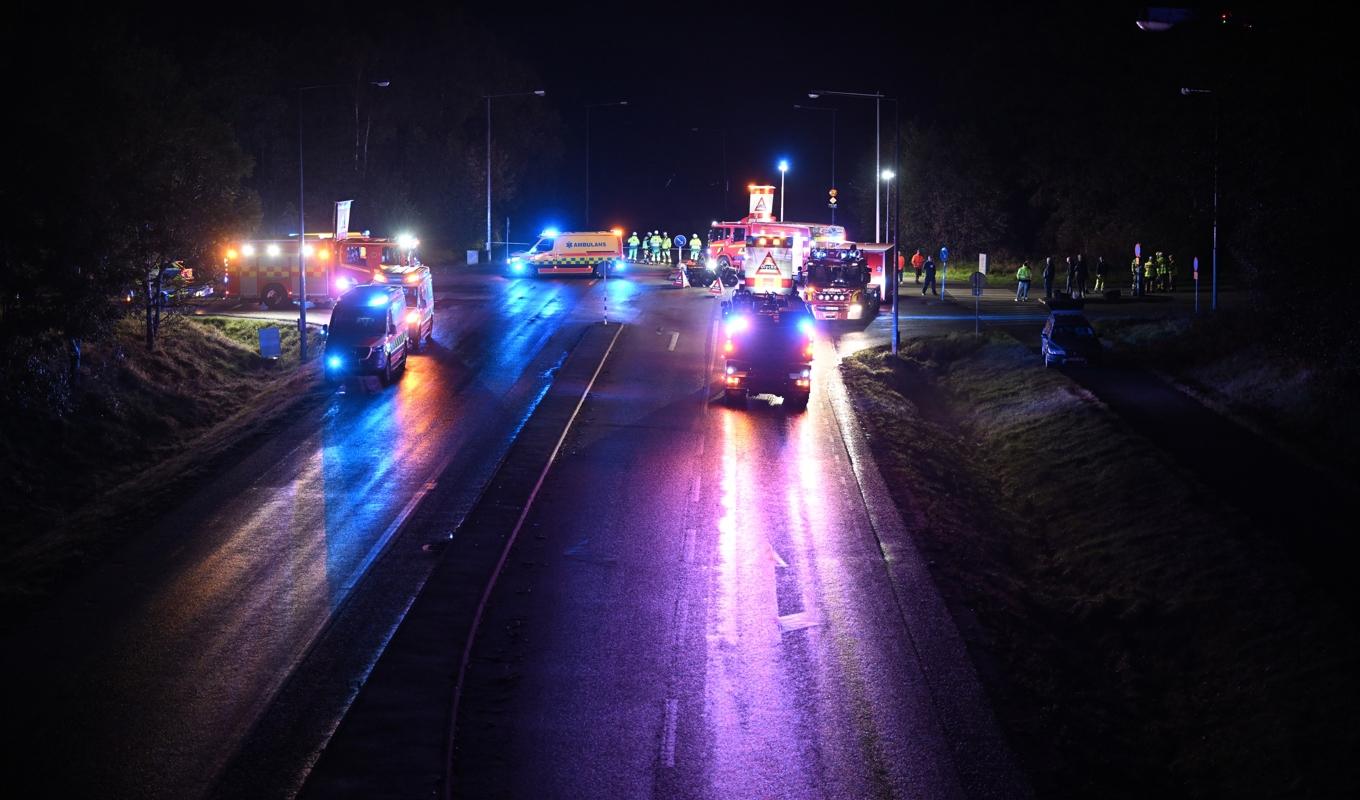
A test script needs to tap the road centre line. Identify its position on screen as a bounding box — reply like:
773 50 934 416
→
668 331 679 351
661 698 679 768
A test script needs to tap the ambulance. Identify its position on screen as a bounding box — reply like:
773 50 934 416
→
509 229 625 278
371 263 435 350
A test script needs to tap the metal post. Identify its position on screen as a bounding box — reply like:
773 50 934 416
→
892 98 900 354
780 168 785 220
585 106 591 227
831 109 837 225
1212 105 1219 312
505 216 510 262
297 90 308 361
485 96 492 265
874 94 881 242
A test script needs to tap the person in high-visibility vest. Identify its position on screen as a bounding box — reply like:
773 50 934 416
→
1155 252 1168 292
1015 261 1032 302
690 234 702 264
662 232 673 266
627 232 640 262
650 232 662 263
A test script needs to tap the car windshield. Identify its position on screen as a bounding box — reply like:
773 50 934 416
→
532 237 555 253
402 286 419 305
1055 321 1096 337
332 302 387 334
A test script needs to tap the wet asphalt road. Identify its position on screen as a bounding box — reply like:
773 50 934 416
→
448 282 1020 798
0 268 627 799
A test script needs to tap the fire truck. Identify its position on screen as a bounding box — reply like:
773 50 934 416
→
721 292 815 412
801 245 882 321
707 184 847 277
223 233 419 308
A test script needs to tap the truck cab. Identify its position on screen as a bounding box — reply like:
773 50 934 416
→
372 264 434 350
721 292 815 411
802 246 881 321
324 285 409 385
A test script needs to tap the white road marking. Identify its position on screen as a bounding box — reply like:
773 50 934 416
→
767 540 789 568
683 527 696 563
689 473 702 504
661 698 679 768
777 611 823 633
668 331 679 351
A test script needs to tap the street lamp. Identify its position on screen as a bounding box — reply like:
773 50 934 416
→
585 100 628 227
810 89 886 240
778 159 790 220
793 104 837 223
1182 86 1218 312
297 79 389 361
485 90 546 264
880 169 895 238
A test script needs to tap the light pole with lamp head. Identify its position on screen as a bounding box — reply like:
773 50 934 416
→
585 100 628 227
793 104 837 223
809 89 885 240
1182 86 1218 311
297 79 389 361
485 90 546 264
880 169 896 238
778 159 789 220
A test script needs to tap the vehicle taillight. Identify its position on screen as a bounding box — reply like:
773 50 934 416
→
406 310 419 325
804 342 814 359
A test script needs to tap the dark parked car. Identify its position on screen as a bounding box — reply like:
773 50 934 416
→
1041 310 1102 367
123 261 214 305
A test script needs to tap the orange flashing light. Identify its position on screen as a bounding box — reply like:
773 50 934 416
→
406 310 420 324
372 270 385 282
405 274 420 284
225 248 238 260
610 227 623 237
723 339 734 354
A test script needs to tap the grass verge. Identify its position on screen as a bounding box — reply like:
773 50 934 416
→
0 313 326 619
842 334 1359 798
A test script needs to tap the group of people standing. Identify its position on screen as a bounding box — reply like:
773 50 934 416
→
1130 252 1177 297
1014 255 1108 301
627 231 703 266
1012 251 1179 301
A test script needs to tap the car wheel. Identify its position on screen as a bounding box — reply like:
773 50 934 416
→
262 284 289 309
380 352 393 386
786 392 810 413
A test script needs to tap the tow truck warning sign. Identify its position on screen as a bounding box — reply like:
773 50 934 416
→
755 252 781 274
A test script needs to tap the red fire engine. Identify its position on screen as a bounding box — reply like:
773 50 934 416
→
223 233 418 308
707 184 848 276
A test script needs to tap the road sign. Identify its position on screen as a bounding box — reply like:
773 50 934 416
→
1135 242 1141 259
939 246 949 263
970 272 985 296
259 326 281 360
978 253 988 275
1193 256 1199 279
674 234 687 248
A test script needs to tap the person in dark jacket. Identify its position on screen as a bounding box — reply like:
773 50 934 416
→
1093 256 1108 293
921 257 938 296
1075 254 1088 299
1042 256 1055 299
1065 256 1075 295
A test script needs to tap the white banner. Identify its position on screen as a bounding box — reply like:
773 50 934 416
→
334 200 352 240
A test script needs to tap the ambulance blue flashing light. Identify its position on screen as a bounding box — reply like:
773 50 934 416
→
615 260 626 272
367 293 390 307
726 316 750 335
327 355 343 370
798 318 814 336
540 227 560 238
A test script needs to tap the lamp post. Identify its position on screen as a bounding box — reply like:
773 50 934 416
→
485 90 546 264
778 159 789 220
793 104 837 223
1182 86 1218 311
297 79 389 361
585 100 628 228
809 89 885 240
880 169 896 238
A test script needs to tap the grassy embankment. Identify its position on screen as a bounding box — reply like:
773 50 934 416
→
842 333 1358 798
0 314 325 615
